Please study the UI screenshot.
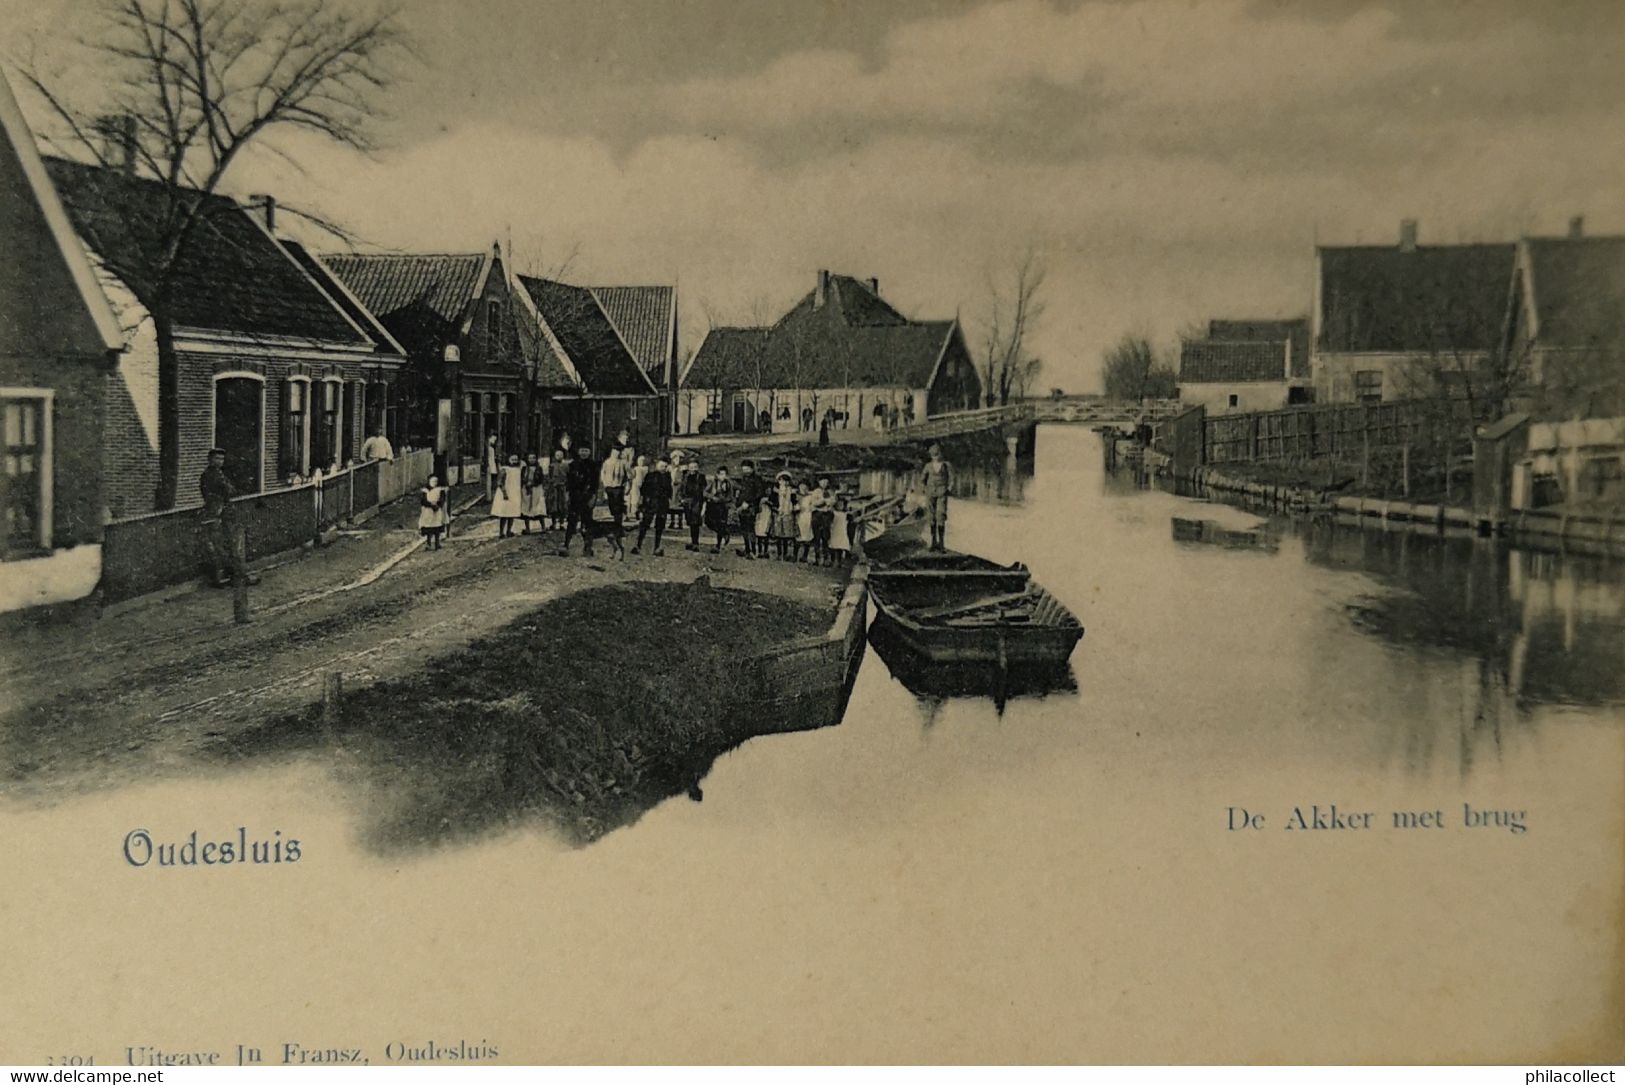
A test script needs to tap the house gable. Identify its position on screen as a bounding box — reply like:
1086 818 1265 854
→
0 73 122 358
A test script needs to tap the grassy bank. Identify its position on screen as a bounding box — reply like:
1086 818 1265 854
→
209 580 830 849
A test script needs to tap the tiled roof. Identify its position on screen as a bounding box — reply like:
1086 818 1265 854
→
683 270 960 391
683 328 768 387
685 320 956 389
1318 243 1515 353
1523 236 1625 348
320 252 487 327
280 241 402 356
45 157 370 346
780 273 910 328
1208 317 1309 378
1179 339 1289 383
591 285 674 386
519 275 658 396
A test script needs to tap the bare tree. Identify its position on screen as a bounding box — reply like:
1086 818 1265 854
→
1102 334 1176 402
514 233 583 283
21 0 411 508
979 248 1047 406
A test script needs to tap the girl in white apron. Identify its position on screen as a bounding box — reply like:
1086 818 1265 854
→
491 453 524 537
419 476 450 550
795 482 815 562
519 453 547 533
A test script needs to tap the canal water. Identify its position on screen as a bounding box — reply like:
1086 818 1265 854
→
5 425 1622 1063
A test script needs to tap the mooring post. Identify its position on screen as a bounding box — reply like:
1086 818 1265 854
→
322 671 343 725
231 521 251 625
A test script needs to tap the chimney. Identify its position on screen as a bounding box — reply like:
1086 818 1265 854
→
814 269 830 309
868 277 880 296
248 194 276 232
1568 215 1585 239
1398 219 1418 252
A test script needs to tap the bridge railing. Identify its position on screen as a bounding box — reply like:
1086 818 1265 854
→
1031 397 1183 423
897 403 1033 441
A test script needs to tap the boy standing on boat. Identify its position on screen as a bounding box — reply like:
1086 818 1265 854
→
921 444 952 552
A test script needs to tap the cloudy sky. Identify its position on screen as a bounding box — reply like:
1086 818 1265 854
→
6 0 1625 390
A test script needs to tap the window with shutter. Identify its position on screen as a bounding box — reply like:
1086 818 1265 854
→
281 378 310 479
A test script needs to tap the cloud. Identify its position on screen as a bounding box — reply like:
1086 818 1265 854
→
16 0 1624 389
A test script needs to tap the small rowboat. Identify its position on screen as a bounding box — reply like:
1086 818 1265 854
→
868 557 1083 667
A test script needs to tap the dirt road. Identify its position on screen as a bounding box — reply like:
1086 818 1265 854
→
1 496 847 802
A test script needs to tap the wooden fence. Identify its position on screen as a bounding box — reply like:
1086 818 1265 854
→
1193 399 1474 467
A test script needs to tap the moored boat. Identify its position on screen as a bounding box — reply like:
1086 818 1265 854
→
867 557 1083 667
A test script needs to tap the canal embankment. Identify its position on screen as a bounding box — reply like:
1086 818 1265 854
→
1144 455 1625 556
207 576 868 848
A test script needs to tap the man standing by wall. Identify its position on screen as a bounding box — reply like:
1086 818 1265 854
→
360 429 395 463
199 448 259 619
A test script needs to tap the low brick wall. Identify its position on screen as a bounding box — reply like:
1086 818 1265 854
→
100 453 433 606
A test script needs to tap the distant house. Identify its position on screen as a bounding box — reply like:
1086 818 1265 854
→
0 72 123 612
1178 317 1310 413
1177 338 1295 414
1504 219 1625 418
1313 220 1515 405
680 270 981 435
514 275 666 454
323 246 547 476
43 159 405 520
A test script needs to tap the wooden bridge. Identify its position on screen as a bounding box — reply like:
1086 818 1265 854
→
887 399 1183 444
1030 397 1183 425
890 403 1035 442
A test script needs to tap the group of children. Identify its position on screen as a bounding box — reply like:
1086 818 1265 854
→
415 448 861 566
742 470 855 566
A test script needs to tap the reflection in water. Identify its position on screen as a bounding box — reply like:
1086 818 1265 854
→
857 451 1032 505
864 428 1625 782
865 611 1078 717
1301 520 1625 712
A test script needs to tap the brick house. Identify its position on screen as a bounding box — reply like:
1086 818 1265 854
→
1312 220 1515 405
1503 219 1625 419
679 270 981 435
323 246 554 478
1177 317 1309 413
1177 339 1295 414
514 274 666 454
0 72 123 612
43 159 406 519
